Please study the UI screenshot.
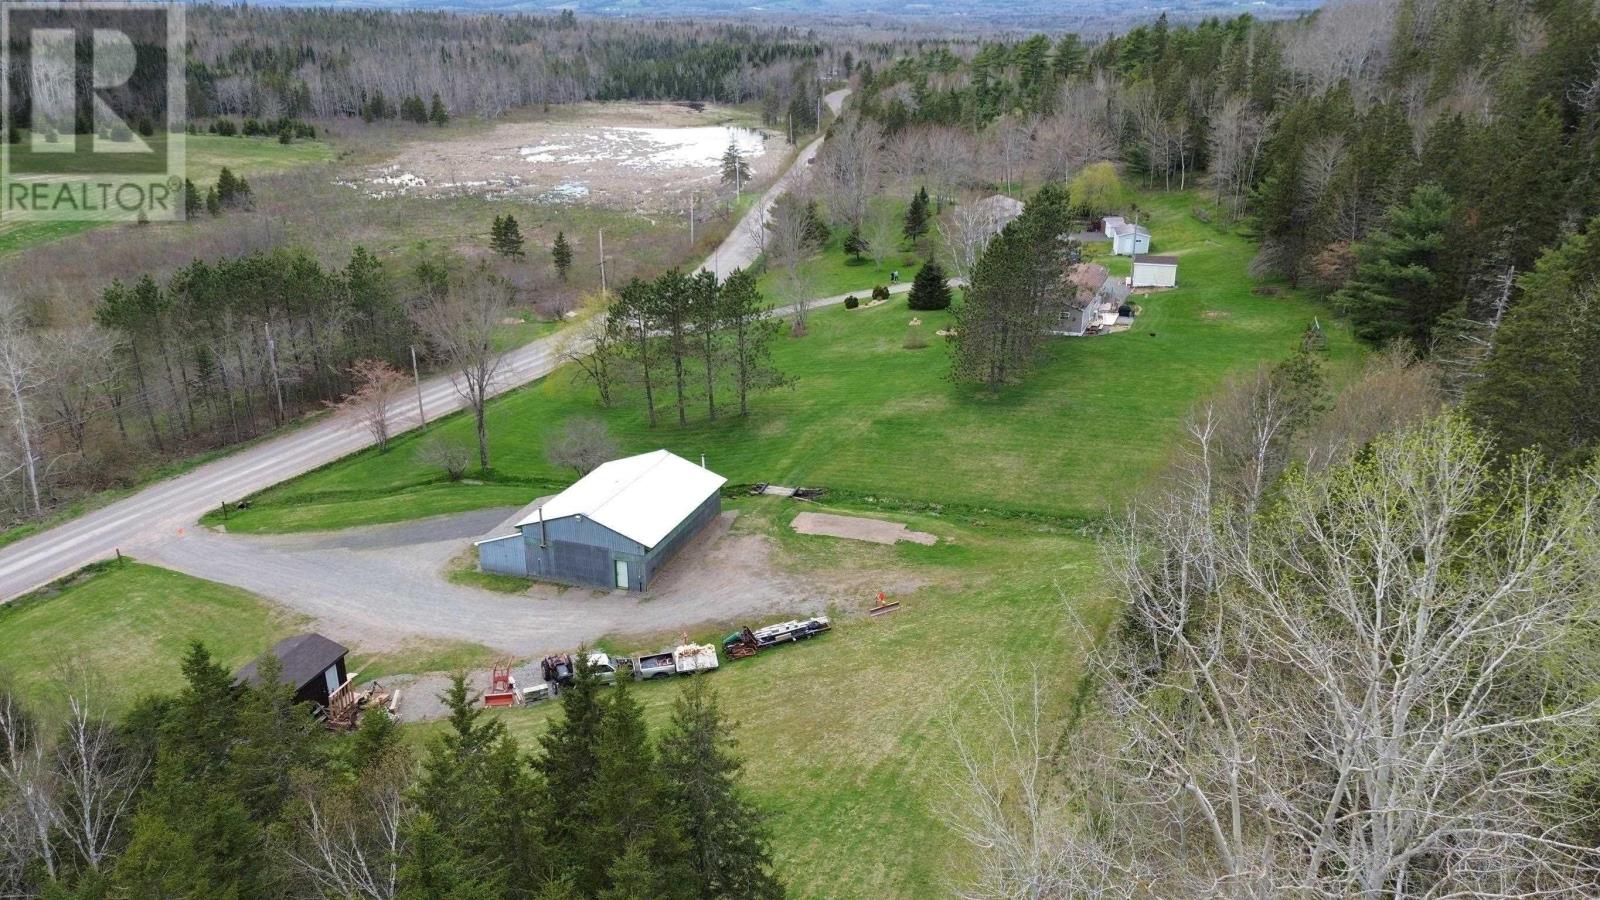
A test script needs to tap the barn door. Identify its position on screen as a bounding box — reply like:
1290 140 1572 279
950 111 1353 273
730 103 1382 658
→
614 560 629 589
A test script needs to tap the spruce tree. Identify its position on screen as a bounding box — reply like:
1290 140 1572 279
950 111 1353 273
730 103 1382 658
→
576 681 693 898
182 178 203 219
659 679 785 899
429 92 449 127
1334 183 1454 347
721 140 752 190
903 187 930 242
552 230 574 282
842 225 867 260
1469 218 1600 467
536 653 609 863
907 260 952 311
491 214 526 258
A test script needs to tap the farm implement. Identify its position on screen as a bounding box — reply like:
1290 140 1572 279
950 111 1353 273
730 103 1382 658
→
722 615 832 660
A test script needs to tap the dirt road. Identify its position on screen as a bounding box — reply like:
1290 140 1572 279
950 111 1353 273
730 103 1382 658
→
0 90 852 602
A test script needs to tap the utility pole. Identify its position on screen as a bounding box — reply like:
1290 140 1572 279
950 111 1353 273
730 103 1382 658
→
689 193 696 246
410 344 426 426
598 228 607 295
264 322 284 423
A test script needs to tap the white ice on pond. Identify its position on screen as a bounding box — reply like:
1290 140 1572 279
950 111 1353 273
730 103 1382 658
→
518 126 766 171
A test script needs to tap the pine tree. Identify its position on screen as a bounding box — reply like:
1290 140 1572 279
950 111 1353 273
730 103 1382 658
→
842 225 867 260
429 92 449 127
903 187 930 242
659 679 785 899
720 267 787 416
907 260 952 310
552 230 574 282
1334 183 1453 347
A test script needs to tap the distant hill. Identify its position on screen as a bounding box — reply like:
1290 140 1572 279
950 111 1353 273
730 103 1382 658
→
191 0 1321 30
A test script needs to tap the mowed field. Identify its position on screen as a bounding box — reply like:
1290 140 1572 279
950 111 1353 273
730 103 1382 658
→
217 190 1361 534
0 134 336 257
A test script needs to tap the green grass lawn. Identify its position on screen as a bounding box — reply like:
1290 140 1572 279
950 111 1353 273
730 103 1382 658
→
757 196 926 300
404 498 1109 899
0 559 498 712
0 561 305 711
0 134 335 257
218 189 1361 534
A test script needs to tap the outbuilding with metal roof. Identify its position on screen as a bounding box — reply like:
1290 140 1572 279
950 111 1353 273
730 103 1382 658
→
475 450 727 591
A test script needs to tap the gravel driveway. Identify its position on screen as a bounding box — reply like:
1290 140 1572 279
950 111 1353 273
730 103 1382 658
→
145 508 825 659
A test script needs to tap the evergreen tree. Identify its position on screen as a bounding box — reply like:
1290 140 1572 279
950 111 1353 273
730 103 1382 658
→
719 267 787 416
536 653 609 863
412 673 541 892
721 140 752 190
842 225 867 260
903 187 930 242
552 230 574 282
1334 183 1454 347
952 183 1078 387
398 812 501 900
577 681 693 898
490 214 526 258
906 260 952 310
216 167 242 207
205 186 221 217
182 178 202 219
1469 218 1600 468
429 92 449 127
659 679 785 899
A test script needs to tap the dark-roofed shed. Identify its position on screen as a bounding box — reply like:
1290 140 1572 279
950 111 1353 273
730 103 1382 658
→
235 633 351 710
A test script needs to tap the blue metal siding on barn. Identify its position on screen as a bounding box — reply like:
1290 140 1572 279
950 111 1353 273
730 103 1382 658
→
642 493 721 585
482 492 721 592
477 534 528 577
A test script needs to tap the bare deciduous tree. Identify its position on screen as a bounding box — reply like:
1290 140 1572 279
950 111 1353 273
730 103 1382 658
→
0 303 45 517
547 417 619 477
337 359 406 453
937 199 1001 282
285 755 412 900
412 270 510 469
816 116 884 230
561 312 621 407
54 694 145 873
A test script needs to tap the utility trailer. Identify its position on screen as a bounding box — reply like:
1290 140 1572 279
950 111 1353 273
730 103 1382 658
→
722 616 832 660
673 643 719 675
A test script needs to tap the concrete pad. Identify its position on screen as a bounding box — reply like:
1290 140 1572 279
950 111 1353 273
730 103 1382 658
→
790 511 937 546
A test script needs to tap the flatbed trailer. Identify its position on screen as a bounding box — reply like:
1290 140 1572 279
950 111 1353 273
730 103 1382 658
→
722 616 831 659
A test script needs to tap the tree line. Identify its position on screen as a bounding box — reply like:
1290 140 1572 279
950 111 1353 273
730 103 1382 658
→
566 268 789 426
0 645 782 898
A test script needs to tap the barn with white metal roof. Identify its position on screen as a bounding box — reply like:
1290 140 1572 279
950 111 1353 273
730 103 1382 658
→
475 450 727 591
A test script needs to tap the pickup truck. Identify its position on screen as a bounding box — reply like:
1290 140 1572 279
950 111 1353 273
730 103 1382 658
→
542 652 620 686
634 651 677 680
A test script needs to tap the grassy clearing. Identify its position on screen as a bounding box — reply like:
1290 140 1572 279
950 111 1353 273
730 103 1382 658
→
219 189 1361 534
757 196 926 300
404 498 1109 899
0 561 305 711
0 135 335 258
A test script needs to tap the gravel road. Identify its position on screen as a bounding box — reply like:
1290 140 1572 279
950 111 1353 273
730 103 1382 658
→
141 509 825 658
0 90 851 602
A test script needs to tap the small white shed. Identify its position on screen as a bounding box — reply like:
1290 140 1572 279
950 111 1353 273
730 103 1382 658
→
1132 256 1178 288
1110 223 1151 256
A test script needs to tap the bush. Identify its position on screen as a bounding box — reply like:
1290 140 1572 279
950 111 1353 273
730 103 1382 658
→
843 295 860 309
871 285 891 301
416 436 472 481
903 326 929 350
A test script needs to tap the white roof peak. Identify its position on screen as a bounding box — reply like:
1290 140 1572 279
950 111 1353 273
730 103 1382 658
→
516 449 727 548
